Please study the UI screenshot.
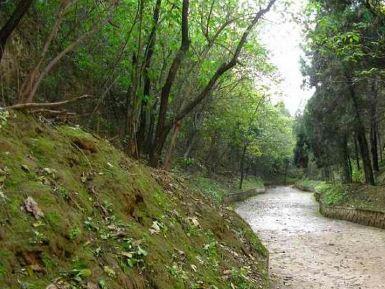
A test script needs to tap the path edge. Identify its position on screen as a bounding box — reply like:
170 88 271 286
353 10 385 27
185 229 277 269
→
224 187 266 203
294 185 385 230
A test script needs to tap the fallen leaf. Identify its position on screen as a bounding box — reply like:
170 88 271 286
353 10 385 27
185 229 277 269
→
149 221 161 235
103 266 116 277
22 197 44 219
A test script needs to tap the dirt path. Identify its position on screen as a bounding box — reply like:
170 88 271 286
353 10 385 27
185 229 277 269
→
236 186 385 289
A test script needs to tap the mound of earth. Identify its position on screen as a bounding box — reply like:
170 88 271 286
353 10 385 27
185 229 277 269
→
0 111 269 289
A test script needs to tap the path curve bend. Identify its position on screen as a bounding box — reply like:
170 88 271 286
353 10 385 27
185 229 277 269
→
236 186 385 289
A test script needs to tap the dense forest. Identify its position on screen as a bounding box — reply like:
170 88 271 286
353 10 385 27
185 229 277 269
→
296 0 385 186
0 0 295 189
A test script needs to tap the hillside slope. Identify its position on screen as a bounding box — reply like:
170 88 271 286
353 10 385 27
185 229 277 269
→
0 111 269 289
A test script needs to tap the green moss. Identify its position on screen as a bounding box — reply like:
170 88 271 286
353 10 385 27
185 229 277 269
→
0 113 269 289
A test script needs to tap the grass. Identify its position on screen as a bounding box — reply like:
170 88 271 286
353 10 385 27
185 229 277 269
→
188 175 264 204
315 182 347 206
0 112 269 289
295 178 321 192
297 176 385 213
241 177 264 192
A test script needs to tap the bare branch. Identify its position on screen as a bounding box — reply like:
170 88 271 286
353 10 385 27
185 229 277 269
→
6 95 92 110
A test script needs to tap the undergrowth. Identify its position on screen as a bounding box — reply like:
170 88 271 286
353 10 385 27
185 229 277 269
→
189 175 264 204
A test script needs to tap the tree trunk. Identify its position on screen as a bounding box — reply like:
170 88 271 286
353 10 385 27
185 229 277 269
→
126 52 141 158
346 72 374 185
341 133 352 183
239 143 247 190
0 0 33 62
137 0 162 153
150 0 190 167
354 133 360 170
183 130 197 159
370 79 379 172
145 101 158 154
378 126 383 162
163 121 181 171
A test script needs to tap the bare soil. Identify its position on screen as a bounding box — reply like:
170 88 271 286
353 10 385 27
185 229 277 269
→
236 186 385 289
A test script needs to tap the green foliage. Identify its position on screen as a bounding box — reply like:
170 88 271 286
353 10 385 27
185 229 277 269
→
189 176 229 203
68 226 82 240
316 182 347 206
298 0 385 184
0 110 9 129
295 178 320 192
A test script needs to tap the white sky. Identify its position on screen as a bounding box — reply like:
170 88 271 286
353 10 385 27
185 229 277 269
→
258 0 314 115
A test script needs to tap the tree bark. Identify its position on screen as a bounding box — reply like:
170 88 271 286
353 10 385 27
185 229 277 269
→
6 94 91 110
346 72 375 185
150 0 190 167
125 53 140 158
163 121 181 171
354 133 360 170
370 79 379 172
341 133 352 183
137 0 162 154
239 143 247 190
0 0 33 62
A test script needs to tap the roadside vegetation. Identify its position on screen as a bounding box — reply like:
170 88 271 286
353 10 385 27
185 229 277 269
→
0 0 296 196
294 0 385 213
188 175 264 203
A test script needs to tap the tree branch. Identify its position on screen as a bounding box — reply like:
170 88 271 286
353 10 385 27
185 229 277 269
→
6 95 92 110
174 0 277 124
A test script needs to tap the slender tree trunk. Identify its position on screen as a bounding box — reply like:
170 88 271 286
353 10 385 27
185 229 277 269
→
183 130 197 159
239 143 247 190
370 79 379 172
163 121 181 171
341 133 352 183
378 126 383 162
137 0 162 153
354 133 360 170
150 0 190 167
346 73 374 185
0 0 33 62
145 101 157 154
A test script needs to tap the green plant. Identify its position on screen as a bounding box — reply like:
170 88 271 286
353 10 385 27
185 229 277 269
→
0 110 10 129
119 238 148 269
167 262 188 280
68 226 82 240
316 182 347 206
231 267 254 289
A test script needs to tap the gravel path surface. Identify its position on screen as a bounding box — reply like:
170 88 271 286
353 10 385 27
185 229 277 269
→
236 186 385 289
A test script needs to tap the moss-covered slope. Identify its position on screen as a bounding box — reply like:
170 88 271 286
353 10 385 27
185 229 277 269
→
0 112 269 289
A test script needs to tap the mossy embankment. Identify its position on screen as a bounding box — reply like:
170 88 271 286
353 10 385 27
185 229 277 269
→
0 112 269 289
295 179 385 229
295 179 385 212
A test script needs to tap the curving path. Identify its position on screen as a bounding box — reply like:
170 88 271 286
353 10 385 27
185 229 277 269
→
236 186 385 289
